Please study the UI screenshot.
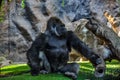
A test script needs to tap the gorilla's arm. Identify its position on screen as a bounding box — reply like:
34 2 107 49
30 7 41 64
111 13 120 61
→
27 33 47 75
67 31 102 66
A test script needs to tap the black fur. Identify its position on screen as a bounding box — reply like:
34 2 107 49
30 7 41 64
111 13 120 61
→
27 17 103 79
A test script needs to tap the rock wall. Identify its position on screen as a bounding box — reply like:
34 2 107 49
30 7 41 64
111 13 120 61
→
0 0 119 62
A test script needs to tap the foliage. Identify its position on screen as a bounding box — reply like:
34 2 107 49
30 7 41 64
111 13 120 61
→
0 0 5 23
0 60 120 80
21 0 25 9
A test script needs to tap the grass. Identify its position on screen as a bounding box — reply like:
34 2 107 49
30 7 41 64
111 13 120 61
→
0 60 120 80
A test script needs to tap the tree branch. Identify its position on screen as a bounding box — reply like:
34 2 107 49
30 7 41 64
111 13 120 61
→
86 17 120 60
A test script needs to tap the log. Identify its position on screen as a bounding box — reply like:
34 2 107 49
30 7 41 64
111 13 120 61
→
86 17 120 60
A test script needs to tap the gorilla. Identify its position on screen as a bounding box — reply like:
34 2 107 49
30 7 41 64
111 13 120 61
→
27 17 105 80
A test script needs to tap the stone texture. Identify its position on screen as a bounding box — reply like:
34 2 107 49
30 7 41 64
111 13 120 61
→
0 57 12 67
0 0 119 62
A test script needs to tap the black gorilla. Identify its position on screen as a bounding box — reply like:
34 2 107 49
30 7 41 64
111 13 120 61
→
27 17 105 80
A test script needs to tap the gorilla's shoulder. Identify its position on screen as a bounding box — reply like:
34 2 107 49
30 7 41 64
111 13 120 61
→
36 33 47 40
33 33 49 45
67 31 75 37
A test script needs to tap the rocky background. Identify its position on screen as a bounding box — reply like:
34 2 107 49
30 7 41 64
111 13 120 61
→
0 0 120 66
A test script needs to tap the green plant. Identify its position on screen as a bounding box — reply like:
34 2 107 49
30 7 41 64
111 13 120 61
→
61 0 65 7
21 0 25 9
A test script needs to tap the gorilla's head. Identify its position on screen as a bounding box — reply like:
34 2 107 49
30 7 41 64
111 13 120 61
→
46 17 67 37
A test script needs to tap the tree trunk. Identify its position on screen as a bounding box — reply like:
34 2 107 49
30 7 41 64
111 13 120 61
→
86 17 120 60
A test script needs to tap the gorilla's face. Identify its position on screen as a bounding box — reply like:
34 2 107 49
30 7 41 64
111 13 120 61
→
46 17 67 37
51 24 67 36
